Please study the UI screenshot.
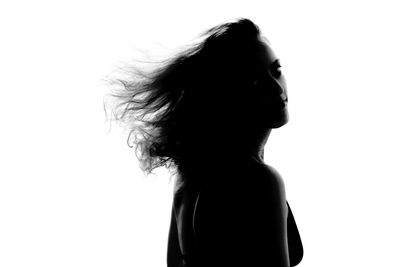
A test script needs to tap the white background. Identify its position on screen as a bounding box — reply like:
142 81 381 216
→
1 1 399 266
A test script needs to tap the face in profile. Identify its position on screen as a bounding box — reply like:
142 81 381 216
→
250 37 289 129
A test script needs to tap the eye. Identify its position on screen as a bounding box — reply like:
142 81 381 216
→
270 64 282 79
251 61 282 86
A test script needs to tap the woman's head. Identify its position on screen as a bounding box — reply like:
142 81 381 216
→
250 37 289 129
104 18 288 175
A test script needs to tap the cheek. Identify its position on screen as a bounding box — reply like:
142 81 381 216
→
252 91 275 108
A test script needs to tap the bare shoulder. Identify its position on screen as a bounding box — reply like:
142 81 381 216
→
244 162 289 220
200 161 286 199
193 162 290 266
194 161 287 212
251 162 286 194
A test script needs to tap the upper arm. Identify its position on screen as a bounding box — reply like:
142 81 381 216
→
167 206 181 267
193 175 290 267
287 201 304 266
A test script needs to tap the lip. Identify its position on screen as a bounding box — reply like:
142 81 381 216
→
282 98 288 107
266 98 288 110
277 100 287 110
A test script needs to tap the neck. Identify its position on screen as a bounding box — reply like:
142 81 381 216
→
178 128 273 167
246 128 272 162
219 128 272 163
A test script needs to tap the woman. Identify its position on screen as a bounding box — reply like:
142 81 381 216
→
106 18 303 267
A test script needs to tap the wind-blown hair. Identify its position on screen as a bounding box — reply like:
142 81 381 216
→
104 18 265 176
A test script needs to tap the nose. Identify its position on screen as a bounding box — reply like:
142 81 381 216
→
281 91 288 102
274 81 287 102
255 74 288 101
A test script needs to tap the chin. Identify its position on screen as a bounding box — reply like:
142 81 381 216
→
271 119 288 128
270 109 289 128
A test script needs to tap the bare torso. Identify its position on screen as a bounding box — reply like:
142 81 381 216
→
167 157 303 267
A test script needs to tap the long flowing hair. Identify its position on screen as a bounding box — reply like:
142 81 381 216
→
104 18 265 176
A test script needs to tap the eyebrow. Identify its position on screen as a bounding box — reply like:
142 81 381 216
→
270 59 281 68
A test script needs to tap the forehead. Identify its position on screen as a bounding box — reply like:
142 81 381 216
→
257 37 278 67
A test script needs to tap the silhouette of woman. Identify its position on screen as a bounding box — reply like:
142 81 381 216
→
105 18 303 267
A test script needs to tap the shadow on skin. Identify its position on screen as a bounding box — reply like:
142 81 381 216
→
105 17 303 267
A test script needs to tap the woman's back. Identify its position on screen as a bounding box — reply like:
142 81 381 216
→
167 156 290 267
103 17 302 267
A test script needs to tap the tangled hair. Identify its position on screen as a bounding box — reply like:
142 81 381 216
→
104 18 266 176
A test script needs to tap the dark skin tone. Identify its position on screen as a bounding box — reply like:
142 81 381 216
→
287 200 304 265
168 156 303 267
260 149 303 266
167 37 303 267
251 37 303 266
